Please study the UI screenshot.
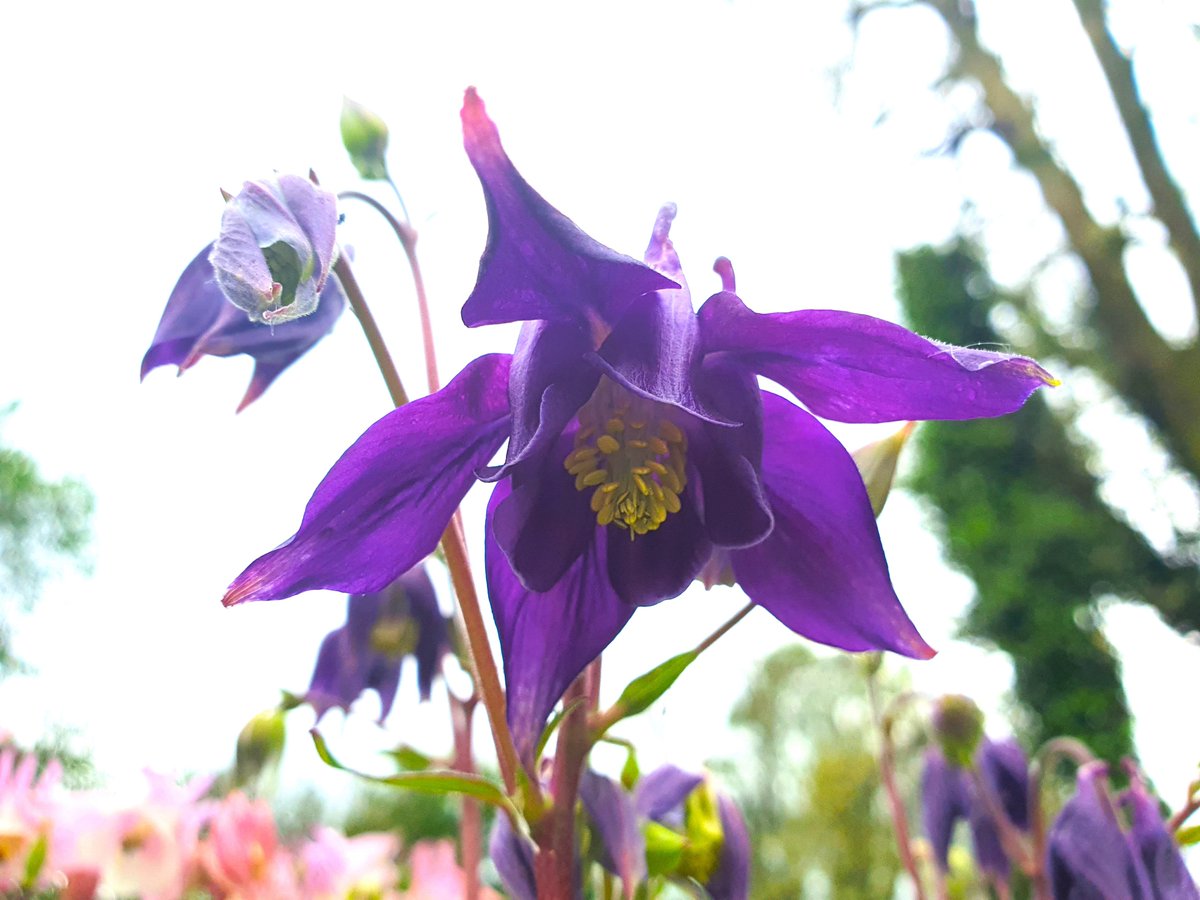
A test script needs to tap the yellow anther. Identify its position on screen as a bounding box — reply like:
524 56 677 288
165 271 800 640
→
660 420 684 443
566 377 690 539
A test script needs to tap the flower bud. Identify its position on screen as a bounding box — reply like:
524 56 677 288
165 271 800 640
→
931 694 985 767
340 97 390 180
235 708 286 785
851 422 916 517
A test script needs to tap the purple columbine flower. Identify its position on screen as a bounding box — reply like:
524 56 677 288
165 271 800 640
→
223 89 1056 759
921 738 1030 880
302 565 450 723
1047 761 1198 899
581 765 750 899
142 175 345 411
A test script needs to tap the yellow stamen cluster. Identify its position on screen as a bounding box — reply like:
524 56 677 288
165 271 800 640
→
564 379 687 538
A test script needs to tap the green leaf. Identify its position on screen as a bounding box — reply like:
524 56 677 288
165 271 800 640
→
312 730 512 813
612 650 699 723
1177 824 1200 847
22 831 47 889
533 697 587 766
388 744 433 772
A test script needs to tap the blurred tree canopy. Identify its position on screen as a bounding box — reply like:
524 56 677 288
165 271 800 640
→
852 0 1200 758
0 406 92 675
715 645 906 899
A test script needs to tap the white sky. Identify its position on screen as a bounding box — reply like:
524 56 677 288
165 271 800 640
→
2 0 1199 835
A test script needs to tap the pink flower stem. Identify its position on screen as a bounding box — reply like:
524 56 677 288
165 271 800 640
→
866 673 928 900
452 694 482 900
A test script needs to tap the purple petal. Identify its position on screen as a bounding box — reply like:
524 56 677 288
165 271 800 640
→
707 793 751 900
276 173 338 292
1047 761 1154 899
398 566 451 702
921 748 970 871
690 361 773 549
459 89 675 329
489 814 538 900
731 392 934 658
979 738 1030 831
210 202 277 315
142 244 347 411
481 318 599 482
1123 772 1199 898
492 434 595 592
580 770 647 888
966 794 1011 879
485 481 634 763
635 766 703 822
588 206 735 427
606 493 712 607
223 354 512 605
303 626 361 720
698 292 1057 423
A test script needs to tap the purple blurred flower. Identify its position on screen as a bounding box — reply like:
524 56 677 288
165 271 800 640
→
1048 761 1198 899
921 738 1030 879
488 812 538 900
582 766 749 899
141 241 346 412
303 565 450 723
223 89 1056 758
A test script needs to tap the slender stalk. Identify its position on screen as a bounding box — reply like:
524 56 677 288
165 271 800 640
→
1168 778 1200 833
536 673 591 900
1027 737 1095 900
333 256 408 408
334 248 519 796
385 173 413 227
442 523 521 795
451 696 482 900
968 766 1032 872
338 190 440 393
696 601 755 654
866 673 928 900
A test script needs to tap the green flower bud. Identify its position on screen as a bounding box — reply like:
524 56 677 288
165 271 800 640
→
235 708 287 785
644 821 687 876
678 782 724 884
340 97 390 180
851 422 916 517
931 694 985 767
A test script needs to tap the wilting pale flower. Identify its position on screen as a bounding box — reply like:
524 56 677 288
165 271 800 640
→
581 765 750 899
211 174 339 325
1047 761 1198 899
302 565 451 724
223 89 1056 759
141 238 346 412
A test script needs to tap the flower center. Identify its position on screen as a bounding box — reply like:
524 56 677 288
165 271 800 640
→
565 378 687 538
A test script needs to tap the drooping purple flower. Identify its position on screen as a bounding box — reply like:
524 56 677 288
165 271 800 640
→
142 241 346 411
1047 761 1198 899
302 565 450 723
223 89 1056 760
921 738 1030 879
488 811 538 900
583 766 750 899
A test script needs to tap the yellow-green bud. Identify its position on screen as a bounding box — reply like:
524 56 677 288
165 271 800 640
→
340 97 390 180
932 694 985 767
851 422 916 517
235 708 286 785
678 782 724 884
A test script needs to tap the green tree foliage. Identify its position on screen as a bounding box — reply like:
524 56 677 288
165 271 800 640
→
716 645 904 899
896 241 1200 760
0 406 92 675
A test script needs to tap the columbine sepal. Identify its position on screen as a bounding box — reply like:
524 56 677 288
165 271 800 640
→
210 174 338 324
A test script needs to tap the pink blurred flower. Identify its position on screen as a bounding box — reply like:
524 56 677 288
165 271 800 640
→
0 747 62 891
300 826 401 899
405 840 499 900
198 791 298 899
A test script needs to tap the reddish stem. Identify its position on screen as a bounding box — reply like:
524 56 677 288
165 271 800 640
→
535 672 593 899
451 696 482 900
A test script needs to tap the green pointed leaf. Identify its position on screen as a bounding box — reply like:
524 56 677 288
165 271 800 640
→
387 744 433 772
312 730 513 813
533 697 587 766
612 650 699 722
